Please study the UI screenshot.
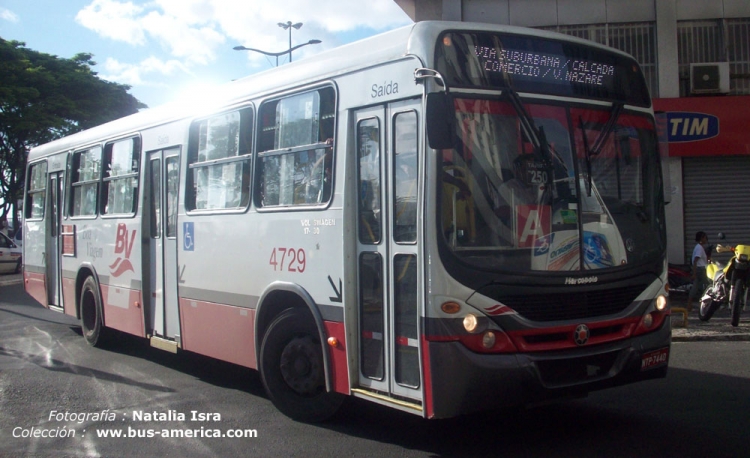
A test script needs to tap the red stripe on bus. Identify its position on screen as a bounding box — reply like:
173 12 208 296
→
421 335 434 419
324 321 350 395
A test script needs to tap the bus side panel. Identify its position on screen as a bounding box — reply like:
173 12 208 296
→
179 298 256 369
24 271 47 307
101 285 145 337
324 321 350 394
62 276 77 316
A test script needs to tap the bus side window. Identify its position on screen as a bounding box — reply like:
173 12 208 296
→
185 107 253 212
256 86 336 209
26 161 48 220
70 147 102 217
102 137 140 216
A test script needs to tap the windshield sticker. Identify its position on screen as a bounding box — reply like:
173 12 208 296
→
584 232 615 268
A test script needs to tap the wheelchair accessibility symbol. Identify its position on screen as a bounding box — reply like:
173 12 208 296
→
184 222 195 251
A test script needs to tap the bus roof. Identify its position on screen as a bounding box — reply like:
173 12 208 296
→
28 21 637 161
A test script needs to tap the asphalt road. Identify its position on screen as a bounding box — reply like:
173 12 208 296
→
1 283 750 457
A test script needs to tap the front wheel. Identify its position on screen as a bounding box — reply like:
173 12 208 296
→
259 308 344 422
731 279 743 327
698 288 720 322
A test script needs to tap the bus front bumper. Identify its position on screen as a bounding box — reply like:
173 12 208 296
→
425 319 670 419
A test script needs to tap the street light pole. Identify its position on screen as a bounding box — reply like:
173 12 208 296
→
277 21 303 63
233 40 322 67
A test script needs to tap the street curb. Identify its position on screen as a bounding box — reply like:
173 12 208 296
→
671 334 750 342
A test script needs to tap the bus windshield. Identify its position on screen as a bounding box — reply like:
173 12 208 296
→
440 97 665 272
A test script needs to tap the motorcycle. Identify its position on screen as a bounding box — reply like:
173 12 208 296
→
698 234 750 327
668 244 713 294
668 263 693 294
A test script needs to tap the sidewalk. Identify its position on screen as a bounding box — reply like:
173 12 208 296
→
669 292 750 342
2 273 748 341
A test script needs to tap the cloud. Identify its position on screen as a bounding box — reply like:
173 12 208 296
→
76 0 410 64
1 7 20 23
75 0 147 45
100 56 191 85
75 0 412 101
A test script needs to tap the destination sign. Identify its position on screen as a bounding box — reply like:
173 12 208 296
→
436 31 651 107
473 46 616 88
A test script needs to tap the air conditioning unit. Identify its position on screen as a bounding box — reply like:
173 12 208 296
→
690 62 730 94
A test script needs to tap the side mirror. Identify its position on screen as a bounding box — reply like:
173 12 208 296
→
425 92 455 150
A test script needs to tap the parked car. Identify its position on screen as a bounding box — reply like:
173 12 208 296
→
0 232 22 274
12 227 22 248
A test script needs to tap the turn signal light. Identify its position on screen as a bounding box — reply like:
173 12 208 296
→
441 301 461 314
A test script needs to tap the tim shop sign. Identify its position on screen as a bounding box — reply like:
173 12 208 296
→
666 112 719 143
653 96 749 157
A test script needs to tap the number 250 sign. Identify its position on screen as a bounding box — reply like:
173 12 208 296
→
269 248 306 273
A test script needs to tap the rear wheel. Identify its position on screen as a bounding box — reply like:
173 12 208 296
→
259 308 344 422
731 279 743 327
698 286 720 322
80 276 109 347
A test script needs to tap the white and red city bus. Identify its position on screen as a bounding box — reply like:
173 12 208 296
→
23 21 670 421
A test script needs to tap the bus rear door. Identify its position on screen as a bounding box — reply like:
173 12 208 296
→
145 147 181 347
45 171 64 308
355 99 423 407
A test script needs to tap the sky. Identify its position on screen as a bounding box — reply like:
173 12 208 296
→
0 0 413 109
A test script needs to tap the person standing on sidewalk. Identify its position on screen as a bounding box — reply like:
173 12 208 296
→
687 231 709 312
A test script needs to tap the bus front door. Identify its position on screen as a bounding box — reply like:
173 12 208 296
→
355 100 423 406
146 148 181 342
45 172 63 307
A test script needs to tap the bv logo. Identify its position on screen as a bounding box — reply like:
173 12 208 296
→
109 223 136 277
666 112 719 143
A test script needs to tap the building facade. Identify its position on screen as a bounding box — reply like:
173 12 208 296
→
394 0 750 264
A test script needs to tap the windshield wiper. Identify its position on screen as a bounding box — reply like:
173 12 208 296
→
591 102 624 155
503 86 547 157
579 102 624 196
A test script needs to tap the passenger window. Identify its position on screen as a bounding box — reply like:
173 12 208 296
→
357 118 381 244
102 137 140 216
256 86 335 208
71 147 102 217
26 161 48 220
186 108 253 211
393 111 418 243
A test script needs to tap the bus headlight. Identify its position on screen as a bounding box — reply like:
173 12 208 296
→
655 295 667 311
482 331 496 349
463 314 478 333
643 313 654 328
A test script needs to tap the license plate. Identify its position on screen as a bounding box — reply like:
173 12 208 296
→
641 347 669 370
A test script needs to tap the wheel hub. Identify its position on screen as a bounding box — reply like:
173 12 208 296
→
279 336 322 396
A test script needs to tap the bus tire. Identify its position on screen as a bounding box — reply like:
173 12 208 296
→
80 276 109 347
259 308 344 422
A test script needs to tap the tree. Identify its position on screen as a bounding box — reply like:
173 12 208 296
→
0 38 146 233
